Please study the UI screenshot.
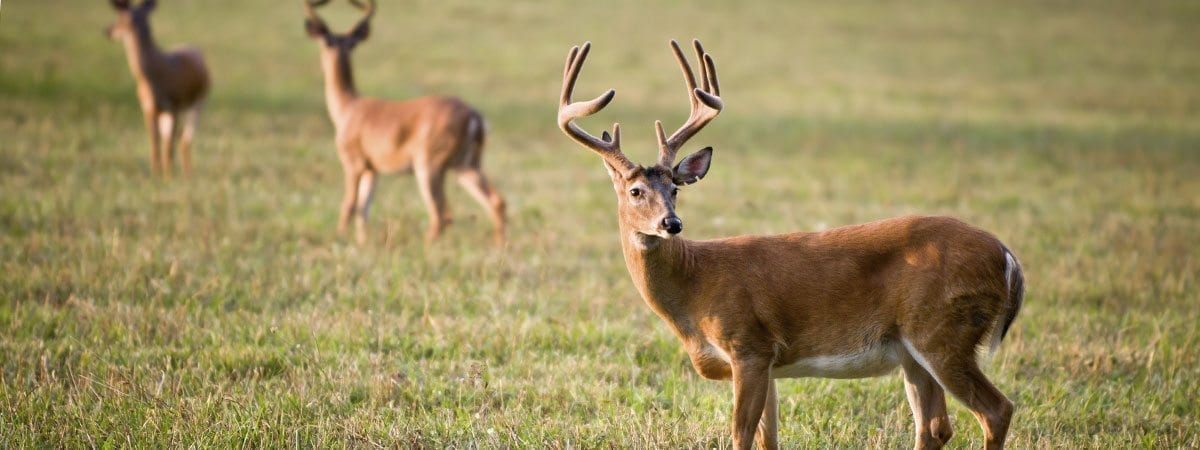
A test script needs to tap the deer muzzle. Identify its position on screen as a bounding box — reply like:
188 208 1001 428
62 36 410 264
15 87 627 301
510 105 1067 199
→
662 216 683 235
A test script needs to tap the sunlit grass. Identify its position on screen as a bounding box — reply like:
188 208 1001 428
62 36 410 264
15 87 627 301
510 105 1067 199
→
2 0 1199 447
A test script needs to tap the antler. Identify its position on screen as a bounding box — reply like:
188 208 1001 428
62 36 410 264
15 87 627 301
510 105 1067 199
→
558 42 636 174
656 39 723 168
303 0 331 21
349 0 376 28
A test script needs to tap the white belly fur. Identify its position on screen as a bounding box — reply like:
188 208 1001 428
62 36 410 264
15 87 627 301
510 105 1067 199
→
771 343 901 379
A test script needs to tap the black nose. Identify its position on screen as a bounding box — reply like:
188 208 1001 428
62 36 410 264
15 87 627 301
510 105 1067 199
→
663 217 683 235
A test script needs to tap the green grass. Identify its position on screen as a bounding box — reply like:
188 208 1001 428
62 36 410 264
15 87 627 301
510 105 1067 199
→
3 0 1199 447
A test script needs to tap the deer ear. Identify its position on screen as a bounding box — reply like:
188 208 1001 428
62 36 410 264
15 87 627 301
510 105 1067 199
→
350 21 371 42
672 147 712 185
305 19 328 39
602 160 621 183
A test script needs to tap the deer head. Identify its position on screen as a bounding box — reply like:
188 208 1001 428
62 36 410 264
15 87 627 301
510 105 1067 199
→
558 40 723 245
303 0 374 54
105 0 156 40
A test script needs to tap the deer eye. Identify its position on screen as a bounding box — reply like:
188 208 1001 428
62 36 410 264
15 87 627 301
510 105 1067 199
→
671 187 679 197
629 187 642 197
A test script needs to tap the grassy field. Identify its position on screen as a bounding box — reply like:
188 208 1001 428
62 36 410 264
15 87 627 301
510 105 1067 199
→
2 0 1199 447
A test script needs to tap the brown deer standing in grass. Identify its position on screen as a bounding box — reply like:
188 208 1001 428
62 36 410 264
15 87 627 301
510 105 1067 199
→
106 0 210 177
557 40 1025 450
303 0 506 245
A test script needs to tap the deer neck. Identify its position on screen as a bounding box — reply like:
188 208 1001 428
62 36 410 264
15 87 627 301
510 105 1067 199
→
120 24 163 88
617 224 701 341
319 50 359 125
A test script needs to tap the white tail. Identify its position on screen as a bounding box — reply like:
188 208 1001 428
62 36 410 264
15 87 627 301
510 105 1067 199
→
558 40 1025 450
303 0 506 245
106 0 210 177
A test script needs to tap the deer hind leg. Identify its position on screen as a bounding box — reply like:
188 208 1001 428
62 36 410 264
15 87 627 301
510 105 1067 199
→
455 168 507 246
941 362 1012 450
354 170 377 245
157 112 177 178
755 379 779 450
415 166 449 243
179 104 202 176
902 340 1013 450
901 355 953 450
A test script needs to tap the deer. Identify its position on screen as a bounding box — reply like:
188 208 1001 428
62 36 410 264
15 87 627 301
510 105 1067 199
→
105 0 210 178
557 40 1025 450
303 0 506 245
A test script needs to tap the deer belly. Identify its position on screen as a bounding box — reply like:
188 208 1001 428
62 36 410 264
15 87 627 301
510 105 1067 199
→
771 344 900 379
366 149 413 174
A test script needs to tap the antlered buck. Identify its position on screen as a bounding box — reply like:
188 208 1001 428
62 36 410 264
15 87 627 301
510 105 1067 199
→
106 0 210 177
557 40 1025 450
303 0 506 245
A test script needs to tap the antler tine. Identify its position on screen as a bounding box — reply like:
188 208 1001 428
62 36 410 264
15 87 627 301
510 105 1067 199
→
657 39 724 168
349 0 376 18
670 40 699 107
304 0 331 20
558 42 636 173
695 40 720 95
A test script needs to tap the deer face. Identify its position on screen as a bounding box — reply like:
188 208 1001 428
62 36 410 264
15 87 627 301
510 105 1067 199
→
304 17 370 56
105 0 155 41
606 148 712 240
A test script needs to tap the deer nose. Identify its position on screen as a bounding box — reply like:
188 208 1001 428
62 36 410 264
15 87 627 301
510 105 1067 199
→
663 216 683 235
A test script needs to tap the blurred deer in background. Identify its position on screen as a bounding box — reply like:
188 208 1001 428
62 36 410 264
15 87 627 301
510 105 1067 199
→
106 0 210 177
303 0 506 245
558 40 1024 450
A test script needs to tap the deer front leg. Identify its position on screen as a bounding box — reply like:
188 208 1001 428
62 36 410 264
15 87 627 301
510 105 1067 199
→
337 168 362 239
157 112 177 177
354 170 376 245
756 378 779 450
142 109 161 176
731 358 773 450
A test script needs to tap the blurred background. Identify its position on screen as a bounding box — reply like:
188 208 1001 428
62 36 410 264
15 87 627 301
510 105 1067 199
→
2 0 1198 447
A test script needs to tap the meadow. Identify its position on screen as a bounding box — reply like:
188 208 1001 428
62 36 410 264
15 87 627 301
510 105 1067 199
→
2 0 1199 447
